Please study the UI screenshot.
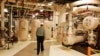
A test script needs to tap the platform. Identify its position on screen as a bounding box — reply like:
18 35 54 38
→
49 45 99 56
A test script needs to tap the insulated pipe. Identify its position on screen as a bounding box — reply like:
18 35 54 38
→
88 30 97 46
63 35 85 45
1 0 6 30
0 0 7 48
83 16 99 30
8 6 13 37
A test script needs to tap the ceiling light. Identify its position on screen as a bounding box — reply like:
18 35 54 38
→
32 14 35 18
48 2 53 6
40 9 44 12
35 13 39 16
4 8 8 12
41 4 45 6
37 3 41 6
65 12 68 14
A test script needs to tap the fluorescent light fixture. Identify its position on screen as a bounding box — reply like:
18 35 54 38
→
35 13 39 16
41 4 45 6
48 2 53 6
37 3 41 6
65 12 68 14
32 14 35 18
76 19 80 22
4 8 8 12
40 9 44 12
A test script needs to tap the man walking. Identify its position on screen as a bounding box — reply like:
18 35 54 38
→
36 23 45 55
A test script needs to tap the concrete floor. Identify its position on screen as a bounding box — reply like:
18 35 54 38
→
0 39 100 56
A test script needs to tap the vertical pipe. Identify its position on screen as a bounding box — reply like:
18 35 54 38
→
57 5 66 43
1 0 6 31
68 13 73 35
10 6 13 38
67 3 73 38
7 6 13 49
16 0 18 17
0 1 6 47
21 0 25 18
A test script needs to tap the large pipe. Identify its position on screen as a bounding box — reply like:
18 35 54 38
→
62 35 85 45
88 30 97 46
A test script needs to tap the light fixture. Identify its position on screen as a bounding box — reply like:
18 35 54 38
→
35 13 39 16
65 12 68 14
48 2 53 6
40 9 44 12
41 4 45 6
32 14 35 18
4 8 8 12
76 19 80 22
37 3 41 6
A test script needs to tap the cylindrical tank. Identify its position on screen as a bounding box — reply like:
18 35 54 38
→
18 18 29 41
31 19 40 40
44 20 52 40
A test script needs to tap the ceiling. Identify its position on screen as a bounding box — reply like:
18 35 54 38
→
1 0 100 18
2 0 80 12
1 0 79 4
37 0 79 4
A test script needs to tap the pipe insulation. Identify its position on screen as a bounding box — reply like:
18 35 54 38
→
83 16 99 30
63 35 85 45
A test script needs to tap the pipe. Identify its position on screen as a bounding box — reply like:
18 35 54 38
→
1 0 6 30
62 35 85 45
88 30 97 47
